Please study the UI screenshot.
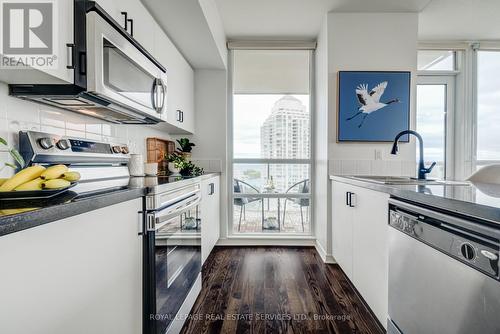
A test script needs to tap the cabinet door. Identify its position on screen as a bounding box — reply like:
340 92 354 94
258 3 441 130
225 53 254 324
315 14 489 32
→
0 199 143 334
351 186 389 327
0 0 74 84
201 176 220 264
154 26 194 134
331 181 354 280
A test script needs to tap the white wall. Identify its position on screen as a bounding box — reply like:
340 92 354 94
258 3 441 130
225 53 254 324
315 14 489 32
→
0 82 172 178
313 17 331 260
189 69 228 237
315 12 419 262
328 12 418 177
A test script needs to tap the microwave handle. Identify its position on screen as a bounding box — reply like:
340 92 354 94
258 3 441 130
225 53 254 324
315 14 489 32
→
151 78 166 113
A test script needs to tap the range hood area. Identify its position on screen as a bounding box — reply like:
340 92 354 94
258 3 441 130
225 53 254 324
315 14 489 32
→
8 0 167 125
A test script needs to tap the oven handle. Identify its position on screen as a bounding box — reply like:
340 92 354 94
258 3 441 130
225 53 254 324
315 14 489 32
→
153 188 201 212
154 195 201 227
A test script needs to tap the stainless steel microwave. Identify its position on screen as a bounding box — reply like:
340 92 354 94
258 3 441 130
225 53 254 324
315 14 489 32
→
9 0 166 124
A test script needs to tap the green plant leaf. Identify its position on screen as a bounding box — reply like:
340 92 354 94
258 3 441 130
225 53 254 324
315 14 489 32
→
9 148 25 168
0 137 7 146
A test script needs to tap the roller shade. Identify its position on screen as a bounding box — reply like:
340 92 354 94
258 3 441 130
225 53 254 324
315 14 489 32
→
232 50 310 94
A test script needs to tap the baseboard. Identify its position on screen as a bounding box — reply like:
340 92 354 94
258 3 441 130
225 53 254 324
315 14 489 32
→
315 241 336 264
216 237 316 247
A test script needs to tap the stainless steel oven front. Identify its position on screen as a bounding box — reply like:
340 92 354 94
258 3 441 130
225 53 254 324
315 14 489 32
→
86 11 166 119
143 183 202 334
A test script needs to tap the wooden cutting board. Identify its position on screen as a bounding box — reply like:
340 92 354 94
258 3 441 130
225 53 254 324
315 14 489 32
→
146 137 176 176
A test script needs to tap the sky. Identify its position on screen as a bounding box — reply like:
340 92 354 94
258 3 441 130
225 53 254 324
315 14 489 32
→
233 94 309 158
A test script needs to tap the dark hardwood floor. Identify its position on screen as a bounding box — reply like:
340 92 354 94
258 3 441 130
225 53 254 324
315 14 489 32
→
181 247 384 334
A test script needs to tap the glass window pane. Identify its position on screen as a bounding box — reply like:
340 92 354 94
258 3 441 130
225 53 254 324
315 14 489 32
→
233 94 310 159
418 50 455 71
232 196 310 234
477 51 500 168
233 163 310 194
416 84 446 179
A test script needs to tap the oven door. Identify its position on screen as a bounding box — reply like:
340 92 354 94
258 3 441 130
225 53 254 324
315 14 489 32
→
86 11 166 120
144 193 201 334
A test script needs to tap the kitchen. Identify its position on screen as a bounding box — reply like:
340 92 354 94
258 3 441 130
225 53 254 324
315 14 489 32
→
0 0 499 334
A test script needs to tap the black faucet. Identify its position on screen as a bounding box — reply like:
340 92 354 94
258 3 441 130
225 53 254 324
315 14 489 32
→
390 130 436 180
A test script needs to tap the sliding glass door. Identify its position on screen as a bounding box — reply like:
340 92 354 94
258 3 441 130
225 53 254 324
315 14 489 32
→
230 49 312 235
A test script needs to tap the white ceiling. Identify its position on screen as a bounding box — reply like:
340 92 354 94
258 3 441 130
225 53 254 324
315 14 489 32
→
214 0 431 39
214 0 500 41
418 0 500 40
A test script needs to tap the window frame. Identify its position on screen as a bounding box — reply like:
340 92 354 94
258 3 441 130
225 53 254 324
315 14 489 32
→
227 49 315 237
416 75 456 180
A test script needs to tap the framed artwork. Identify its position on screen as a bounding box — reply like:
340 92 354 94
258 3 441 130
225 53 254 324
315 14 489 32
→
337 71 411 142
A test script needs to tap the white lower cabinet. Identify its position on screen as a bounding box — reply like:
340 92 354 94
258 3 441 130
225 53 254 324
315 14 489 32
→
201 175 220 265
0 199 143 334
331 180 389 328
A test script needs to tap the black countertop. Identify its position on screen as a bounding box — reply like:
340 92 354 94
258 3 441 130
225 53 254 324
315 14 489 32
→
0 173 219 237
331 175 500 224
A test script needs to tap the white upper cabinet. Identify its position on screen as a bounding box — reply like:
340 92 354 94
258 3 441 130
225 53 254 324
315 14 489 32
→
0 0 74 84
97 0 156 53
154 26 194 134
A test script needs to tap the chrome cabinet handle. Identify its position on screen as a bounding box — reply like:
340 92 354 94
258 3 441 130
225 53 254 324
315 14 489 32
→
349 192 356 207
176 110 183 123
127 18 134 37
121 12 128 31
209 183 215 195
66 43 75 69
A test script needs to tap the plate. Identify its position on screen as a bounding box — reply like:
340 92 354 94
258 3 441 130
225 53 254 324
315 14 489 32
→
0 182 77 200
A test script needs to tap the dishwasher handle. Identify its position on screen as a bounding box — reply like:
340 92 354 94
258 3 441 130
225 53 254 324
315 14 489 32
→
389 198 500 239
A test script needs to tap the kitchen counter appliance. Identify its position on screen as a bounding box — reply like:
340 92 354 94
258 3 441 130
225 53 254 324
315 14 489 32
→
388 199 500 334
9 0 166 124
143 182 202 334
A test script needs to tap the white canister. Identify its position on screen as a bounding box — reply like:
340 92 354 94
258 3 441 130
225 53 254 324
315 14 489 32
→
144 162 158 176
128 154 145 176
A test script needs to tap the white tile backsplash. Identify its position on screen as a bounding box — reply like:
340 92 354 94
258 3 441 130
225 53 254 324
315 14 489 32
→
0 82 173 177
330 159 416 177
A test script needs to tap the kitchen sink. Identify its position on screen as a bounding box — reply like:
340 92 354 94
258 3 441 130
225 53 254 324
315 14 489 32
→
350 175 469 185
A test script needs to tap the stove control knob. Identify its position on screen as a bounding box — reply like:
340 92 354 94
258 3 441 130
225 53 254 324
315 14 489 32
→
112 146 122 154
38 137 54 150
121 146 129 154
461 243 476 261
56 139 70 150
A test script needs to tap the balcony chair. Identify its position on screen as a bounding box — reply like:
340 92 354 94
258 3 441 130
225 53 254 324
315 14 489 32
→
282 179 310 232
233 179 265 232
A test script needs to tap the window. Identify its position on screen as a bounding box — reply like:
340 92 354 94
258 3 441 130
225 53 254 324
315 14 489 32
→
476 50 500 168
231 49 312 235
416 82 449 179
416 50 456 179
418 50 456 71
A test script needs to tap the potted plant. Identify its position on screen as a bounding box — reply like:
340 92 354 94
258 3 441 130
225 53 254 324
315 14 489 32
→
0 137 25 174
166 152 184 176
176 138 195 161
179 161 204 177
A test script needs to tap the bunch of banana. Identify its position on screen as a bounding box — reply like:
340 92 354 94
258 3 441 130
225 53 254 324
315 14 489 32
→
0 164 81 192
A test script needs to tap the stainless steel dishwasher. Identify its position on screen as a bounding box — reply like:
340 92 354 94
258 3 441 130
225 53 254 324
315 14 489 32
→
388 199 500 334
